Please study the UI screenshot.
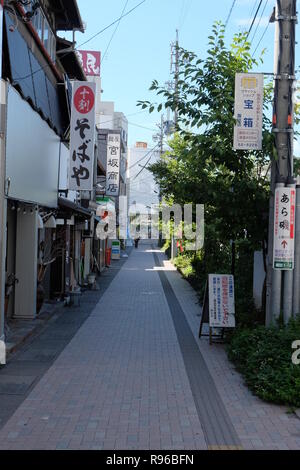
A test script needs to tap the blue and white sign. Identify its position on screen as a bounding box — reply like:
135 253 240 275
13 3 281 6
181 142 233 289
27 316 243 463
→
233 73 263 151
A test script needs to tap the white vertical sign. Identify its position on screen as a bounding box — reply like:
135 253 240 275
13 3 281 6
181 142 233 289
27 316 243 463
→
233 73 263 150
69 81 96 191
273 187 296 270
208 274 235 328
106 134 121 197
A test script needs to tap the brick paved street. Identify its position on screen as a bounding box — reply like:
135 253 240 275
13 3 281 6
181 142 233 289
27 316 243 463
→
0 243 299 450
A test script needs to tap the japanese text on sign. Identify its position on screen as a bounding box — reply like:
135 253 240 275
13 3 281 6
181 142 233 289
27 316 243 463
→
77 50 101 77
69 82 96 191
208 274 235 328
273 187 296 270
106 134 121 197
233 73 263 150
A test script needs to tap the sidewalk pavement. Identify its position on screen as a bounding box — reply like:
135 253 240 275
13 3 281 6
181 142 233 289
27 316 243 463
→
0 243 299 450
159 253 300 450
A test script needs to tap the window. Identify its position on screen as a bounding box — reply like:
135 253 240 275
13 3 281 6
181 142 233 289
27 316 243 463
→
32 10 43 41
30 8 56 61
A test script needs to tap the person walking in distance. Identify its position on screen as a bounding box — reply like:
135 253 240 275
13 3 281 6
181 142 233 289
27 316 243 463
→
134 237 140 249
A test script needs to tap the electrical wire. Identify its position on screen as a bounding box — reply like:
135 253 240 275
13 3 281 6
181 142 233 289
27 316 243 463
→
249 0 259 19
99 109 147 127
178 0 193 31
249 0 268 44
225 0 236 28
133 154 153 180
251 18 271 57
245 0 263 41
12 0 147 81
128 144 160 170
128 121 157 131
77 0 146 49
101 0 130 65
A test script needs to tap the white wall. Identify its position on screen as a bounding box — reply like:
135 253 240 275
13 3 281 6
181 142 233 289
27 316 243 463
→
6 86 60 208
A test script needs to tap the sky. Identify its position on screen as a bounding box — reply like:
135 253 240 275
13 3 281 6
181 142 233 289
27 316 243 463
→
71 0 299 149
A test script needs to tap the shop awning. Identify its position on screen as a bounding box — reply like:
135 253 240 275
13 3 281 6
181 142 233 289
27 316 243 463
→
58 197 92 218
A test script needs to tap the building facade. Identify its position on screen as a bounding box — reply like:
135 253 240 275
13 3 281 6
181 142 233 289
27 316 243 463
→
0 0 99 344
127 142 160 240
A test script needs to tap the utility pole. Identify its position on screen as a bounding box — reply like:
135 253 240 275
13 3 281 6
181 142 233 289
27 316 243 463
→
266 0 297 325
174 29 179 127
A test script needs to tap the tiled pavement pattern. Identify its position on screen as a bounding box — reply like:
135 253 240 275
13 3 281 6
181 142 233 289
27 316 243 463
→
157 251 300 450
0 243 299 450
0 244 207 450
0 253 130 433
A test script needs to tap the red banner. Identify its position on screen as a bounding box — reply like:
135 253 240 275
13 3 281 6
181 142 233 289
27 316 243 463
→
77 50 101 77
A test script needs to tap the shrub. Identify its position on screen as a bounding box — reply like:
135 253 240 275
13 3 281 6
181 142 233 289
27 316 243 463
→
227 318 300 408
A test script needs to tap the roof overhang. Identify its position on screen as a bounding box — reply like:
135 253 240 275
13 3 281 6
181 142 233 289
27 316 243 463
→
56 37 86 81
50 0 85 33
58 197 92 218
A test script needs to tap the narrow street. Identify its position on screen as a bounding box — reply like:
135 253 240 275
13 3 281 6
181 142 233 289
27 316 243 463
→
0 244 299 451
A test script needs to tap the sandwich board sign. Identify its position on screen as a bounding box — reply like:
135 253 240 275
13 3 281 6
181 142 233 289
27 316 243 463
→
273 186 295 270
199 274 236 344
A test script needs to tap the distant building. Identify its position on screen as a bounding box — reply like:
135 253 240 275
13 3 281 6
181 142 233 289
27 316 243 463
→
127 142 160 211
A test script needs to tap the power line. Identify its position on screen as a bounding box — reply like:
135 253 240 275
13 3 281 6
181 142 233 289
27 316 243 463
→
178 0 193 31
252 18 271 58
249 0 259 19
249 0 268 44
128 121 157 131
133 155 153 180
245 0 263 41
128 144 160 170
101 0 130 65
77 0 146 49
99 109 147 127
14 0 147 81
225 0 237 28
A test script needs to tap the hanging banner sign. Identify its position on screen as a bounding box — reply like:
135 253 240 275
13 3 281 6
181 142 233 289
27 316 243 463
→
77 50 101 77
69 81 96 191
233 73 263 150
106 134 121 197
273 186 296 270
